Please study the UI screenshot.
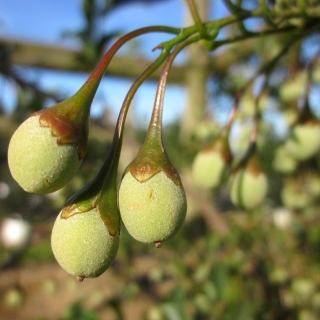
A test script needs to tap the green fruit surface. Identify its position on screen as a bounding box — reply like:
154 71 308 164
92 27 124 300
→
119 171 187 243
8 115 82 194
229 169 268 210
281 184 311 210
280 73 305 103
273 146 297 174
51 208 119 278
192 150 228 189
284 124 320 161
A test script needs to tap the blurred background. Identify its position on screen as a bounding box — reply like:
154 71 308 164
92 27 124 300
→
1 0 320 319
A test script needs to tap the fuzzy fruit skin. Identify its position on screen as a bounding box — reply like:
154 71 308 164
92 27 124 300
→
229 169 268 210
192 150 228 189
284 123 320 161
119 171 187 243
51 208 119 278
8 115 82 194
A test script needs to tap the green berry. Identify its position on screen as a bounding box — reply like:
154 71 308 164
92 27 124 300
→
281 181 312 210
119 171 187 244
279 72 306 103
192 150 228 189
8 115 82 194
4 288 24 309
228 158 268 210
284 123 320 161
273 145 297 174
308 174 320 198
51 208 119 279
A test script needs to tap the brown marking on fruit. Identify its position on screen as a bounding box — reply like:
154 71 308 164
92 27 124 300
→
77 276 84 282
149 189 155 200
129 201 142 210
201 131 232 163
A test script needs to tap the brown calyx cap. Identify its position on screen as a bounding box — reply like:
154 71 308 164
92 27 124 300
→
209 130 232 163
245 154 264 177
125 138 181 186
33 96 89 160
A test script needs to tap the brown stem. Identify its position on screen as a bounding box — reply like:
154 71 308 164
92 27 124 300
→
249 76 268 144
75 26 180 109
225 91 244 130
147 37 199 143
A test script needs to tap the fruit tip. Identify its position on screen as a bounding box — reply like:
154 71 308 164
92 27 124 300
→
155 241 162 248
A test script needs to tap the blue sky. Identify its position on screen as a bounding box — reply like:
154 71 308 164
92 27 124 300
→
0 0 230 126
0 0 298 137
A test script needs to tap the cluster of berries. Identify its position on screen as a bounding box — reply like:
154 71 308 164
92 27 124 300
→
7 39 187 281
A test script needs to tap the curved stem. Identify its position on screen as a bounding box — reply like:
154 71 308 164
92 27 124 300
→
96 49 172 193
72 4 320 104
63 49 171 213
125 36 201 185
225 91 243 130
147 36 200 144
116 50 170 137
250 76 268 145
76 25 180 105
65 36 204 209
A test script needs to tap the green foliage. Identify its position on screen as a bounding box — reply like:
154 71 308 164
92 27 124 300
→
21 239 54 262
61 299 99 320
140 206 320 319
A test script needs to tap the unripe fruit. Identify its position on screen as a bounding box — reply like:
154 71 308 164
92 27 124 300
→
8 115 82 194
240 94 267 117
280 174 317 210
272 145 297 174
3 288 24 309
118 46 188 245
280 72 306 103
284 122 320 161
281 183 311 210
291 278 315 303
192 131 232 189
51 208 119 279
119 171 187 244
228 156 268 210
192 150 229 189
308 174 320 198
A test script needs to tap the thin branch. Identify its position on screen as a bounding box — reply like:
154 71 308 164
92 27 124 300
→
186 0 209 39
